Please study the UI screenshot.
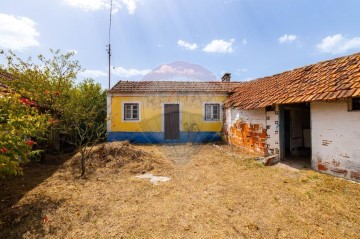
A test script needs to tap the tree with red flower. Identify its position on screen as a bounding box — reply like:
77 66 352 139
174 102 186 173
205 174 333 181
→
0 93 49 177
26 140 35 146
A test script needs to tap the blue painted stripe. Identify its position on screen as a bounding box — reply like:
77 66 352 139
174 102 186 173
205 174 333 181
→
107 132 222 144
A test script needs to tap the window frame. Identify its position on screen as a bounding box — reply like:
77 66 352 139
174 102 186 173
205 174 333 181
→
204 103 222 121
122 102 141 121
348 97 360 112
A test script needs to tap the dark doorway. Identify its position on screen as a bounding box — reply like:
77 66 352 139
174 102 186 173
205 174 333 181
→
281 103 311 167
164 104 180 140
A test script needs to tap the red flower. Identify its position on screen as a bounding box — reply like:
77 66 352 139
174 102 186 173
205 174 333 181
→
53 91 59 96
1 147 7 154
45 90 50 95
26 140 35 146
19 98 36 106
49 118 54 124
20 98 30 104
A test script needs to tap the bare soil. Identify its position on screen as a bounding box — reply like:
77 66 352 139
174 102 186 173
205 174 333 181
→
1 143 360 239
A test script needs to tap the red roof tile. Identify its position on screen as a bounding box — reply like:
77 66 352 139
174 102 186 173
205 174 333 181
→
108 81 243 93
225 52 360 109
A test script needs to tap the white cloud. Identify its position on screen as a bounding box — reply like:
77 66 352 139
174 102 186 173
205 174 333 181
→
122 0 137 14
79 69 107 78
153 65 200 76
112 66 150 77
62 0 138 14
278 34 297 44
67 49 78 54
177 40 198 50
203 38 235 53
79 66 150 79
63 0 115 12
153 65 176 74
241 38 247 46
316 34 360 54
0 14 40 51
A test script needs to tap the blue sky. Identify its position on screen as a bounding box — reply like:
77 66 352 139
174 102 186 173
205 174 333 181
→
1 0 360 88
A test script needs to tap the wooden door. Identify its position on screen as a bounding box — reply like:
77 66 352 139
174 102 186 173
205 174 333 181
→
164 104 180 140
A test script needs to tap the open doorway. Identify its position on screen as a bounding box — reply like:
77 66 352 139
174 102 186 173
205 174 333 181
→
281 103 311 169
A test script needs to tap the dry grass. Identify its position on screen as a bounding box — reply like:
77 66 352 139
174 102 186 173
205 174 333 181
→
1 143 359 238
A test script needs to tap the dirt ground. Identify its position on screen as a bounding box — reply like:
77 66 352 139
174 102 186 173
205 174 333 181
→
1 143 360 239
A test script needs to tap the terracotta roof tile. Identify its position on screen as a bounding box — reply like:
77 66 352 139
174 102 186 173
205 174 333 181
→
355 88 360 96
108 81 243 93
225 52 360 109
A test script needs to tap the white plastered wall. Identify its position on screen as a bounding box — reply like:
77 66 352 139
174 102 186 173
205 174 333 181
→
266 107 280 155
226 107 266 130
311 100 360 181
106 95 112 133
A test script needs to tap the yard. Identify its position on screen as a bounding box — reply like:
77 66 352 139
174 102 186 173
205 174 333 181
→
1 143 359 238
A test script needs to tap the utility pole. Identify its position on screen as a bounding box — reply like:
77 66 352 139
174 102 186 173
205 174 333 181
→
107 44 111 89
107 0 113 90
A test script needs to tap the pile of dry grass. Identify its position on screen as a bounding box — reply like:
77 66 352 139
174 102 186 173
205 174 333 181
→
89 141 153 174
89 141 148 168
70 141 168 175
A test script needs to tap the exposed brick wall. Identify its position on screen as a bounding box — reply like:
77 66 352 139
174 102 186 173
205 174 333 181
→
228 120 267 156
225 107 279 157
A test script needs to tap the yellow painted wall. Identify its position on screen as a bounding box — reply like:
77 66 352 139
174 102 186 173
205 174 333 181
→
110 94 227 132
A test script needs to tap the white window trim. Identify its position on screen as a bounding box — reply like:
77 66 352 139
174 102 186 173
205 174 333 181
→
203 102 223 122
161 102 182 132
122 101 141 122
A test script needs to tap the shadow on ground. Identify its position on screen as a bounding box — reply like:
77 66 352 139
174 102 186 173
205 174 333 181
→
275 156 312 172
0 196 65 239
0 153 73 238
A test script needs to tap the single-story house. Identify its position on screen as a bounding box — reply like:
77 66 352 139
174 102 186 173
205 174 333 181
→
107 53 360 181
107 74 242 143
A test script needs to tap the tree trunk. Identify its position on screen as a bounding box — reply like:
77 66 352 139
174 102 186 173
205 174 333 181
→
80 151 85 177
